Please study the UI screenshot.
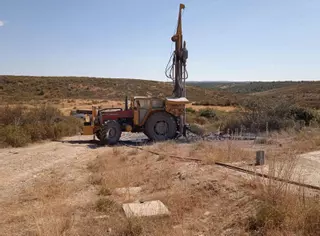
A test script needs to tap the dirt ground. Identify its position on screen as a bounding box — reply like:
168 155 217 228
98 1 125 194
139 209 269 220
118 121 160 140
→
0 133 319 235
0 135 100 202
0 135 255 235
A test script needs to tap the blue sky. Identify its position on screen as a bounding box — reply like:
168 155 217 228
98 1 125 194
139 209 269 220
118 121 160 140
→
0 0 319 81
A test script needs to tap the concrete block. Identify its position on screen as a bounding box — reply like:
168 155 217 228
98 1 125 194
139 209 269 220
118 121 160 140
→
122 200 170 218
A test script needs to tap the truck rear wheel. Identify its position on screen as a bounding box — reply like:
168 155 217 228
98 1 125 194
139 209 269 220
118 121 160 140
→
95 131 101 140
145 112 177 141
100 120 122 145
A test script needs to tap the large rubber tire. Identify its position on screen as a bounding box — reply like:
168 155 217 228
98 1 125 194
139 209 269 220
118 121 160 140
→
145 112 177 141
99 120 122 145
95 131 101 140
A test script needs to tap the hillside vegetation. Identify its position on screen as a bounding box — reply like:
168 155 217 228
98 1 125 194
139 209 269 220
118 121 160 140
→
189 80 320 109
2 76 319 109
188 81 316 94
0 75 242 106
252 82 320 109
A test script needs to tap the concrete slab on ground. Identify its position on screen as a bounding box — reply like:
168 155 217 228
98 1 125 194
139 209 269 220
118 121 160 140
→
122 200 170 218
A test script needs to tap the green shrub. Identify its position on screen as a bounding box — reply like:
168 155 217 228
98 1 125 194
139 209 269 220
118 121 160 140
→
290 107 317 126
199 108 216 119
186 107 196 113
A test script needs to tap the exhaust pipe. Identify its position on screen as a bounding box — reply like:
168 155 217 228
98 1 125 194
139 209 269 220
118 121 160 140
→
125 96 128 110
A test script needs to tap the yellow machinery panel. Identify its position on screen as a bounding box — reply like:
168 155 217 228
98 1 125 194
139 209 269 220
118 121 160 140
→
166 103 186 117
133 109 139 125
83 126 94 135
165 97 190 117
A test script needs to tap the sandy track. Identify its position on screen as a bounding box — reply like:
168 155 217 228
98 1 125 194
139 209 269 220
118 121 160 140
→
0 135 105 203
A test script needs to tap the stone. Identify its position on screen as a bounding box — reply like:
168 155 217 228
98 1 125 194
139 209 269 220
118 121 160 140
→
173 224 182 229
122 200 170 218
177 171 187 180
204 211 211 216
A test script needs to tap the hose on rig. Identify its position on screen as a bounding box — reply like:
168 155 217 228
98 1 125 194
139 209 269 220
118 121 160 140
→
165 48 188 98
165 52 189 79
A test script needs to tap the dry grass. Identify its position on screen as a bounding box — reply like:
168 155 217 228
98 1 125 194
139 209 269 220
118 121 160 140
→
2 127 319 235
87 150 149 200
84 140 257 235
267 127 320 155
186 104 237 112
85 148 179 235
247 144 320 236
189 140 254 164
1 170 77 236
292 128 320 153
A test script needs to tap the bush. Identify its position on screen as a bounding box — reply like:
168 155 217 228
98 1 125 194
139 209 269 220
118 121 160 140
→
248 203 286 232
0 125 31 147
248 194 320 235
290 106 317 126
186 107 196 113
0 105 82 147
95 198 119 212
222 99 320 133
199 108 216 119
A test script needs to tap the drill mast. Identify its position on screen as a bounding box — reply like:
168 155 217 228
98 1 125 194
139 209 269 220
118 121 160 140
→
165 3 188 98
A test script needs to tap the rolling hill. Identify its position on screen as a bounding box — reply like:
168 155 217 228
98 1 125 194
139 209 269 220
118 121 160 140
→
1 76 319 109
188 81 317 94
252 82 320 109
0 75 243 106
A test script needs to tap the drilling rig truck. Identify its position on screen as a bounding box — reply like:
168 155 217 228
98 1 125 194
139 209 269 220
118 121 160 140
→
73 3 189 145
